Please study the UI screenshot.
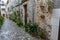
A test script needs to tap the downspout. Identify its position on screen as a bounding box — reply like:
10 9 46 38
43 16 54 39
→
32 0 35 24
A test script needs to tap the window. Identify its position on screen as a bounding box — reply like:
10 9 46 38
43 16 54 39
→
2 9 5 11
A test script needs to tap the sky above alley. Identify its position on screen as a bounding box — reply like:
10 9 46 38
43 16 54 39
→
2 0 7 4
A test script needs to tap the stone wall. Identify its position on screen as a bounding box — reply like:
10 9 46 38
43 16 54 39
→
20 0 53 39
34 0 53 40
27 0 34 24
20 0 35 24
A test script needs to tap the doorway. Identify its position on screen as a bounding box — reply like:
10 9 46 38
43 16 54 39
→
24 4 28 24
58 18 60 40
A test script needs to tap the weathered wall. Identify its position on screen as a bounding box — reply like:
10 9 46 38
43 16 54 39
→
20 0 53 39
34 0 53 40
51 9 60 40
20 0 35 24
27 0 34 23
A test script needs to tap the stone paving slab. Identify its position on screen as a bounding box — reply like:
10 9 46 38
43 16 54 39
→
0 18 38 40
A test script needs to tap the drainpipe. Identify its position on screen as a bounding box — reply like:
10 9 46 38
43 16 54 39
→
32 0 35 24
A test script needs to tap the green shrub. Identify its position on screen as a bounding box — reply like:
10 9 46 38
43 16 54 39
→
16 18 23 27
0 16 4 29
38 29 44 37
24 23 38 34
37 28 47 39
9 11 17 21
24 23 31 32
29 24 37 33
24 23 47 39
9 11 23 27
9 16 23 27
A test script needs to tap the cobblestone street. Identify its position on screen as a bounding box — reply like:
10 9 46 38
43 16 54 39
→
0 18 38 40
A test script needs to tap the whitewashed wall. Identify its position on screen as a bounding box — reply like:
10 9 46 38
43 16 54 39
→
51 9 60 40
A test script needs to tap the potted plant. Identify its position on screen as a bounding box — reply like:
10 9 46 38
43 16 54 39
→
29 23 38 37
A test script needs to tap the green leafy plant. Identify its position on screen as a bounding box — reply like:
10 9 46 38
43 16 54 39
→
29 24 37 33
24 23 31 32
37 28 47 39
38 29 44 37
9 11 17 21
24 23 38 36
24 23 47 39
0 16 4 29
16 18 23 27
9 11 23 27
30 24 38 36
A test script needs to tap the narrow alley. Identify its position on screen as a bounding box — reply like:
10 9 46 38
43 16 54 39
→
0 18 38 40
0 0 54 40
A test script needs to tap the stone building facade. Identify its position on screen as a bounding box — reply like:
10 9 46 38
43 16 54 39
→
20 0 53 40
6 0 53 40
20 0 35 25
34 0 53 40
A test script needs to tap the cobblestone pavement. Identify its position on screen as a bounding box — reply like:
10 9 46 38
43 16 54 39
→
0 18 38 40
